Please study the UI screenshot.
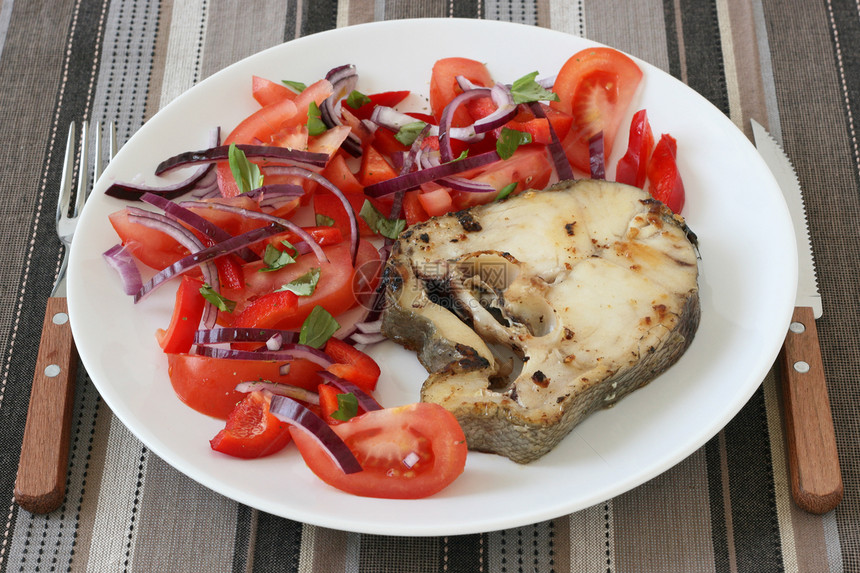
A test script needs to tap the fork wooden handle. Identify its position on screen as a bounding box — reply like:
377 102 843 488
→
14 297 77 514
779 306 843 514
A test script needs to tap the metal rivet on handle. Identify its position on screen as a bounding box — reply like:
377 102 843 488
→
44 364 61 377
793 361 810 374
52 312 69 325
789 321 805 334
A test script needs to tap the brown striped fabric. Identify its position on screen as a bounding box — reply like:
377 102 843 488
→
0 1 856 571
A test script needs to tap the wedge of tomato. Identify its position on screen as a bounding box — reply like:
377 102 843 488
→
289 402 468 499
429 57 494 126
167 353 324 419
210 390 292 458
551 47 643 173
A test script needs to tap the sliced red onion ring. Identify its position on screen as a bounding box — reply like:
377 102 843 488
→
140 192 256 263
589 131 606 180
134 222 286 303
196 343 335 367
355 319 382 334
319 64 363 157
438 86 517 162
268 395 362 474
317 371 382 412
154 144 329 175
102 244 143 295
175 200 327 264
527 101 575 181
194 328 299 346
471 84 517 135
262 166 360 266
234 381 320 405
125 208 220 326
364 150 501 198
438 176 496 194
348 332 388 346
105 128 221 200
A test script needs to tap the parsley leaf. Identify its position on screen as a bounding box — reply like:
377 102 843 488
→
259 242 297 272
299 306 340 348
307 101 328 136
395 121 427 146
276 267 320 296
495 182 518 201
346 90 371 109
359 199 406 240
282 80 307 92
330 393 359 421
228 143 263 193
199 284 237 313
496 127 532 160
510 71 560 104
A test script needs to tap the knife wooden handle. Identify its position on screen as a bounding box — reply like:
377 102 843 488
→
779 306 843 514
14 297 77 514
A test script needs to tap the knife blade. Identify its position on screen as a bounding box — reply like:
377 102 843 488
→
752 119 843 514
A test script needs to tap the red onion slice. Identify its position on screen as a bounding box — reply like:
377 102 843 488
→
174 200 328 264
154 144 329 175
364 150 501 198
589 131 606 180
194 328 299 346
269 395 362 474
196 343 335 367
102 244 143 295
235 381 320 405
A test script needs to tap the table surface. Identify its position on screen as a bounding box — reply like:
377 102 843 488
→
1 1 857 571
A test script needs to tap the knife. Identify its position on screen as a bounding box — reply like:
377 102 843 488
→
752 119 843 514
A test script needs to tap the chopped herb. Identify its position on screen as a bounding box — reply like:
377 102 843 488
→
307 101 327 136
495 182 517 201
395 121 428 146
496 127 532 160
453 149 469 161
228 143 263 193
199 284 237 313
510 71 560 104
282 80 307 92
276 267 320 296
299 306 340 348
359 199 406 240
259 242 297 272
346 90 371 109
315 213 335 227
330 393 359 421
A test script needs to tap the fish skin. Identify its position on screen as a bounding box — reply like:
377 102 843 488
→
380 179 701 463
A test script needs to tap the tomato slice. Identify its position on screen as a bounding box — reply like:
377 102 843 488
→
346 90 410 121
401 189 429 225
646 133 685 214
313 192 390 238
451 145 553 210
417 187 454 217
252 76 296 107
210 391 292 458
289 403 468 499
156 275 205 354
324 337 381 392
429 57 494 126
551 47 643 173
615 109 655 188
226 240 382 330
321 151 364 195
167 353 323 419
357 144 398 186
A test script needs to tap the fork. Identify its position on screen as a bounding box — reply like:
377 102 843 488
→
14 120 115 514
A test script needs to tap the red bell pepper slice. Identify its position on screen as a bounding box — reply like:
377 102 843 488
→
324 337 381 392
646 133 685 214
156 275 206 354
616 109 655 189
230 289 300 330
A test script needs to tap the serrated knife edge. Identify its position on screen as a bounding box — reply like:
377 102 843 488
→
751 119 822 318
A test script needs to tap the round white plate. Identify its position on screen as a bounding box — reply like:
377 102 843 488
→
68 19 796 535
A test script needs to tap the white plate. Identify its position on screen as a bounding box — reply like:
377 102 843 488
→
68 19 796 535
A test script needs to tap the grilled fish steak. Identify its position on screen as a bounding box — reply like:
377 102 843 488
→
380 179 700 463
